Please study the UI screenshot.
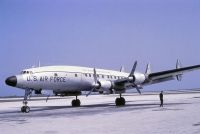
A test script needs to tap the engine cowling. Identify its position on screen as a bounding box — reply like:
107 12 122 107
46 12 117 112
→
95 80 113 94
129 73 146 84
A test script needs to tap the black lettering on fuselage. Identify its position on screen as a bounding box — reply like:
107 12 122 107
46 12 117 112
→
50 76 53 82
33 76 37 81
45 76 48 81
29 75 67 83
40 76 45 81
27 76 31 81
51 76 66 83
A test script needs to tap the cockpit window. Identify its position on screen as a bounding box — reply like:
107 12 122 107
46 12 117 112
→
21 71 33 74
21 71 25 74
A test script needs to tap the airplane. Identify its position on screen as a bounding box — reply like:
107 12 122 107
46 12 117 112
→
5 60 200 113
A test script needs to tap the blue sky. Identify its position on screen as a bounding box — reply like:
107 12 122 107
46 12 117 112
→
1 0 200 96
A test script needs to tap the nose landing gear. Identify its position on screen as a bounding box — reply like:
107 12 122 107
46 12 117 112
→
21 89 32 113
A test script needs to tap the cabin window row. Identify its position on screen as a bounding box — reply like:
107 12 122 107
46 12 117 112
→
82 73 125 79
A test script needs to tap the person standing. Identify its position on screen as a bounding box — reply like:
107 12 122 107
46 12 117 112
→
159 91 164 107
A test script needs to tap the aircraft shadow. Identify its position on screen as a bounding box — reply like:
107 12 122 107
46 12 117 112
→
0 101 191 121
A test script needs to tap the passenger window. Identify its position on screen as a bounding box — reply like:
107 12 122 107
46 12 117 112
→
97 74 99 78
114 76 116 79
54 73 58 77
102 75 104 78
75 74 78 77
110 76 112 79
85 74 88 77
89 74 91 77
107 75 110 78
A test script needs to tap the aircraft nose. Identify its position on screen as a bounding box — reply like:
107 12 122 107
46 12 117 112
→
5 76 17 87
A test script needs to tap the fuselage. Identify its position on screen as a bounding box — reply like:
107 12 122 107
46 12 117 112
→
6 65 141 93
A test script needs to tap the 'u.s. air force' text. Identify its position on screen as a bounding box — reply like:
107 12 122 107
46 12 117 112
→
27 76 66 83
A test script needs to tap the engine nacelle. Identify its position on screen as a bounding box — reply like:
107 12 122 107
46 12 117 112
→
97 80 113 92
129 73 146 84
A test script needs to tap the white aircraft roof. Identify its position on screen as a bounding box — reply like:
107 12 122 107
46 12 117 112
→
24 66 129 76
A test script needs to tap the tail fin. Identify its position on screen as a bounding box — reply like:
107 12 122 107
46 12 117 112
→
176 59 183 81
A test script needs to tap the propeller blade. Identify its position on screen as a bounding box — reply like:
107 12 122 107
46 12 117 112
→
132 84 142 94
86 87 96 97
129 61 137 77
136 87 142 94
86 68 98 97
93 68 97 84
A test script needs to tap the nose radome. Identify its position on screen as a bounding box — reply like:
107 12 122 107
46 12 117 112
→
5 76 17 87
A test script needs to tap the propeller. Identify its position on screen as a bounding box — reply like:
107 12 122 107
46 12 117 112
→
129 61 142 94
129 61 137 77
134 84 142 94
86 68 99 97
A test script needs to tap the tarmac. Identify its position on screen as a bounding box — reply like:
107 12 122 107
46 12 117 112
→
0 92 200 134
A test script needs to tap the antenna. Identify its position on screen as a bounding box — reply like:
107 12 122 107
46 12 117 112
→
120 66 125 72
38 60 41 67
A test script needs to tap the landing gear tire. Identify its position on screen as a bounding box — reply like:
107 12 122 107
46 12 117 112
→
21 106 30 113
115 97 126 106
71 99 81 107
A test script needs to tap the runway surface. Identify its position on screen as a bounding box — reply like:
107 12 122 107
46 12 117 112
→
0 92 200 134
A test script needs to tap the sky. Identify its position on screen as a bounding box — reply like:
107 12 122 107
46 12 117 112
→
1 0 200 96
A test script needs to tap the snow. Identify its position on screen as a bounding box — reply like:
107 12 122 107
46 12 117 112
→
0 93 200 134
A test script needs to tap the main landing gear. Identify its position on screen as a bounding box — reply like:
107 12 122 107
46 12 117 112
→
21 102 30 113
71 96 81 107
21 89 32 113
115 94 126 106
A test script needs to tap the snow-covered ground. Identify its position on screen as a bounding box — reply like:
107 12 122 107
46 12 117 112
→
0 92 200 134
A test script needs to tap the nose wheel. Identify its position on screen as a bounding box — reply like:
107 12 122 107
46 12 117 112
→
71 96 81 107
21 89 32 113
115 94 126 106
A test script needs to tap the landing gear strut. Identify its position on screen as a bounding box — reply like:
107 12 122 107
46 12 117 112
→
21 89 32 113
115 94 126 106
71 96 81 107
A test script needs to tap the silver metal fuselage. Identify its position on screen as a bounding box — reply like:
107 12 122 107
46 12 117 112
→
15 66 136 93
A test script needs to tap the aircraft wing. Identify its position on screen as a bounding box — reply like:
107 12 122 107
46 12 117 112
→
148 64 200 81
114 64 200 87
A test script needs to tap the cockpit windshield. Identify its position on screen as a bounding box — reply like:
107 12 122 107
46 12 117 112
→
21 71 33 74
